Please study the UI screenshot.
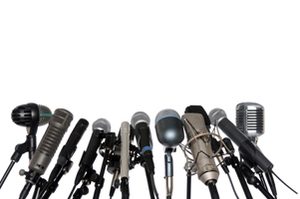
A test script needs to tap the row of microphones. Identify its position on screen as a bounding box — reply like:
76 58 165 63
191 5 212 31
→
1 102 298 199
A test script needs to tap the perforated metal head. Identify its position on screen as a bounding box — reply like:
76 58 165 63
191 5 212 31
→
92 118 111 133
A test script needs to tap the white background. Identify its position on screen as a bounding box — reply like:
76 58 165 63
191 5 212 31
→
0 1 299 198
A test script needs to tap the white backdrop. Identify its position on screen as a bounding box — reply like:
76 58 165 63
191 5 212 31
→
0 1 299 198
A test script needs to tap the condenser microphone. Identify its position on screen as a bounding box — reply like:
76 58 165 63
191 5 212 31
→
0 103 52 190
209 108 273 172
155 109 184 199
120 122 130 199
236 102 264 143
182 106 219 199
19 108 73 199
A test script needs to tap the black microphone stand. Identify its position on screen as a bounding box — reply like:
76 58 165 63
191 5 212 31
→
93 132 116 199
0 126 38 189
240 163 275 199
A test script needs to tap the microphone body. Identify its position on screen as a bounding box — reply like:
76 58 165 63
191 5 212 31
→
19 108 73 199
29 109 73 175
120 122 130 199
131 112 154 173
182 112 219 184
155 109 184 199
209 109 273 172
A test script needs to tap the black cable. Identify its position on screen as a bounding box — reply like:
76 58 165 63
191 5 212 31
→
226 173 239 199
207 182 220 199
271 171 298 194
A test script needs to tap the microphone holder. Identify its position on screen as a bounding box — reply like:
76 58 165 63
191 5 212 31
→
0 126 38 190
240 163 275 199
93 132 116 199
224 155 253 199
38 160 73 199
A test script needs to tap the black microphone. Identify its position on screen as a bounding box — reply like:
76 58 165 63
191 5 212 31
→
131 111 159 199
69 118 110 198
209 108 273 172
0 103 52 190
182 106 219 199
39 118 89 199
12 103 52 128
19 108 73 199
155 109 184 199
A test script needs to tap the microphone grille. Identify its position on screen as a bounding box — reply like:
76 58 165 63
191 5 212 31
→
131 111 150 128
38 105 52 126
208 108 227 126
93 118 111 132
236 102 264 139
155 109 180 124
11 104 34 127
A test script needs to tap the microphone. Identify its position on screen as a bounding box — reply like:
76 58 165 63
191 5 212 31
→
131 111 159 199
155 109 184 199
182 106 219 199
0 103 52 190
236 102 264 143
131 112 154 172
69 118 110 199
38 118 89 199
120 122 130 199
209 108 273 172
236 103 277 198
19 108 73 199
12 103 52 128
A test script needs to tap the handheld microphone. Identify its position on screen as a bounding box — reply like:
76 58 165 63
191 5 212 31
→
131 111 159 199
120 122 130 199
182 106 219 199
131 112 154 172
0 103 52 190
155 109 184 199
19 108 73 199
209 108 273 172
39 118 89 199
69 118 110 199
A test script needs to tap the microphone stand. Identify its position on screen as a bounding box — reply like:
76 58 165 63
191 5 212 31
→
240 163 275 199
0 126 38 189
93 132 116 199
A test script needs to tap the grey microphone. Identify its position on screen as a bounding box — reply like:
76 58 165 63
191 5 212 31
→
120 122 130 199
182 112 219 185
28 109 73 174
155 109 184 199
236 102 264 143
19 108 73 199
236 103 277 198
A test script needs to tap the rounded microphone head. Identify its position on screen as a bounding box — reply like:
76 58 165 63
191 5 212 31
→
92 118 111 133
131 111 150 128
155 109 184 148
11 103 52 127
208 108 227 126
236 102 264 140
